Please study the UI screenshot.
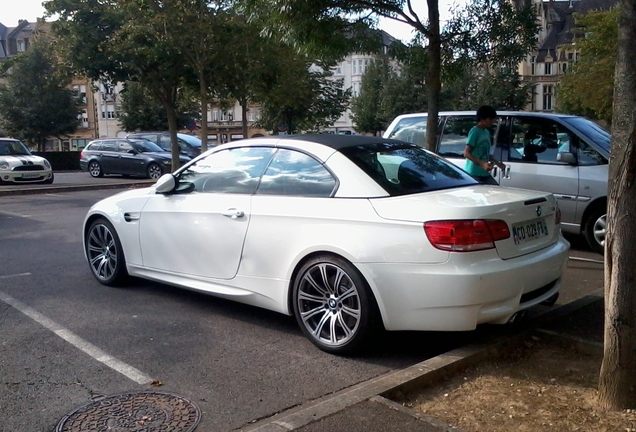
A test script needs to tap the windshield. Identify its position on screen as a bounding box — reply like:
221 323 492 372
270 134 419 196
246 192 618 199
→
131 140 165 153
177 134 202 147
0 140 31 156
561 117 610 153
340 142 477 196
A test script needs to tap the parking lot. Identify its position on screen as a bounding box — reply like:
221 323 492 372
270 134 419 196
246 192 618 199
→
0 183 603 431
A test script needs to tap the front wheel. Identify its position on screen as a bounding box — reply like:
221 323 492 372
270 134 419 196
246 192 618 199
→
85 218 128 285
292 255 379 354
583 208 606 255
147 163 163 180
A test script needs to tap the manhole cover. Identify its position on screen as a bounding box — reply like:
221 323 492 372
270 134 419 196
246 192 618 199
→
55 391 201 432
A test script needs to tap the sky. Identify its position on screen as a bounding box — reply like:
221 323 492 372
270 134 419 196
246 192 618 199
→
5 0 460 42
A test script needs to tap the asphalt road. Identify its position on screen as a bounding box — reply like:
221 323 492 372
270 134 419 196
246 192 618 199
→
0 179 604 431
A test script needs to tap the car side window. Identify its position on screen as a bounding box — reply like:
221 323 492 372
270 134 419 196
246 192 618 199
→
159 135 172 150
179 147 275 194
256 149 336 197
386 117 427 146
176 139 189 152
87 142 102 151
118 141 134 153
101 140 117 151
508 118 570 164
577 139 608 166
438 116 475 157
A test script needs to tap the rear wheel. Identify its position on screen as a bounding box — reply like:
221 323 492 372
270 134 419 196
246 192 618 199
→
85 218 128 285
88 161 103 178
147 163 162 179
292 255 380 354
583 208 606 255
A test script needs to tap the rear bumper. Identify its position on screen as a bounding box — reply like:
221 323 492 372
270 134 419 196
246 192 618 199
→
358 236 570 331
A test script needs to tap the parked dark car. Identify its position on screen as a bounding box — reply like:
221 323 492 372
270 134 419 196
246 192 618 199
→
126 132 202 159
79 138 191 179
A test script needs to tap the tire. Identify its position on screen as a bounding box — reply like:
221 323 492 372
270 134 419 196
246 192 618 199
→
147 163 163 180
88 161 103 178
43 173 54 184
292 255 380 354
85 218 128 286
583 207 606 255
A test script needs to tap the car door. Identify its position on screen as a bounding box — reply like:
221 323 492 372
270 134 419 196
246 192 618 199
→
437 115 499 181
98 140 119 174
138 146 276 280
495 115 579 225
116 140 142 175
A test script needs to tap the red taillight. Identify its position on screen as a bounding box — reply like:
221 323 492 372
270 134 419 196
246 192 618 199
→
424 220 511 252
80 151 84 159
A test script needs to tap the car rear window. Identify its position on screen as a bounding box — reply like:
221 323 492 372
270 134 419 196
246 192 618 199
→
340 142 477 196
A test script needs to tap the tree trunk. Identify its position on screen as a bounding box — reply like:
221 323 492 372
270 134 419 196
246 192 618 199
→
425 0 441 152
199 71 209 153
598 0 636 411
241 96 249 139
165 102 181 173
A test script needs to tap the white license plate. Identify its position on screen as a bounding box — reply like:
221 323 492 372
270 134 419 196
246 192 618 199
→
21 173 41 178
512 217 549 245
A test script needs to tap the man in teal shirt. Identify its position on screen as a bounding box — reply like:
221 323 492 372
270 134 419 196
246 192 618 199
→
463 105 505 184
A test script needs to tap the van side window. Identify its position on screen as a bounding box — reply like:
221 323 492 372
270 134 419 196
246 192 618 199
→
577 140 607 166
386 117 426 146
439 116 475 157
508 118 570 164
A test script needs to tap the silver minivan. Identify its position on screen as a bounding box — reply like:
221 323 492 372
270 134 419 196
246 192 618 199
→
383 111 609 254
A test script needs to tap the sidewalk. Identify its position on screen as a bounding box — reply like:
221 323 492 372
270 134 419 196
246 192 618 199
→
238 294 604 432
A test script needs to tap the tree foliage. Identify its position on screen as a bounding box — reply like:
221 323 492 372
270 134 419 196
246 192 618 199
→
243 0 537 149
557 8 619 124
117 81 199 132
351 57 392 135
0 37 80 151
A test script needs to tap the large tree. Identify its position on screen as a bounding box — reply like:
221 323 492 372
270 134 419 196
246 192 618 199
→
598 0 636 410
351 56 392 135
0 38 80 151
557 8 618 125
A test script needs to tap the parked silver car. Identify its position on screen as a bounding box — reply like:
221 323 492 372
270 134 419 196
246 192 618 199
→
383 111 609 254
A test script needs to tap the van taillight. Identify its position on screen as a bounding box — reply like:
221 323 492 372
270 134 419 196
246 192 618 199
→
424 220 510 252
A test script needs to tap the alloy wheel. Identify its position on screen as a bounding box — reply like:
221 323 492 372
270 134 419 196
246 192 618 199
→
296 262 361 348
148 164 162 179
592 214 606 250
87 223 119 282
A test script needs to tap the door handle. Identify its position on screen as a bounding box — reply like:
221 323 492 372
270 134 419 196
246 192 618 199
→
504 166 511 179
222 208 244 219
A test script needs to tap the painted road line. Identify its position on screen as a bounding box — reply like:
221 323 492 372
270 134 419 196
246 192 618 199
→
0 288 154 385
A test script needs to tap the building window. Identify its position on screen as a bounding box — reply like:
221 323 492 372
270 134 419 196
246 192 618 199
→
17 39 26 51
248 109 260 122
334 63 343 75
567 52 573 61
543 85 554 111
102 104 116 119
212 109 219 121
562 63 567 73
352 82 361 97
78 109 89 128
544 62 552 75
531 56 536 75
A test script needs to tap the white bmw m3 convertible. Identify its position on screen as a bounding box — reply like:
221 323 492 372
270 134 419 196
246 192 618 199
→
83 135 569 354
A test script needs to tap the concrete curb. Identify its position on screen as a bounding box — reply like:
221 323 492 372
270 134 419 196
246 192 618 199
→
235 293 604 432
0 181 154 197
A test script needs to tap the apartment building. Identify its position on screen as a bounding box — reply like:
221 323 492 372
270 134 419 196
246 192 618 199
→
517 0 618 111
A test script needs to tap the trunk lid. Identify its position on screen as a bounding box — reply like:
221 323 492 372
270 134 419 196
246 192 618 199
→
369 185 560 259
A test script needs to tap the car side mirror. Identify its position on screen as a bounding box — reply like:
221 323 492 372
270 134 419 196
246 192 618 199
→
128 149 137 154
557 152 577 165
155 173 176 193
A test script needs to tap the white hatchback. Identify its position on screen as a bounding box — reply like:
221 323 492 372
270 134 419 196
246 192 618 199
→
83 135 569 354
0 138 54 184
